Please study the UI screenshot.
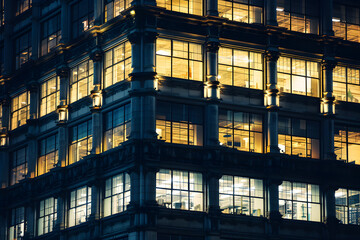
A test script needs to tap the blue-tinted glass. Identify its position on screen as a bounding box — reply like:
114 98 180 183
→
189 105 203 124
278 117 291 135
113 106 124 127
292 119 306 137
156 101 171 120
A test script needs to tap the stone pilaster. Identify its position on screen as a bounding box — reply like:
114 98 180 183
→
322 0 334 36
267 178 282 238
0 97 9 187
265 50 280 154
3 0 14 74
54 191 66 231
266 0 278 26
24 202 35 240
206 0 218 16
322 59 337 160
90 48 103 154
128 31 158 140
60 0 69 44
94 0 104 26
31 0 41 60
324 185 339 240
205 172 221 240
56 66 70 167
26 82 39 179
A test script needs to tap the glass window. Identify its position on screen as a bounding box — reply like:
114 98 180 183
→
218 0 263 24
0 104 3 129
10 147 28 185
70 60 94 103
0 0 4 26
156 101 203 146
38 135 58 176
335 188 360 225
219 109 263 153
333 4 360 43
279 181 321 222
68 186 91 227
278 117 320 158
219 175 264 216
11 92 30 130
104 173 131 217
156 169 203 211
16 0 32 16
277 56 319 97
334 125 360 165
218 47 263 89
8 207 25 240
156 38 203 81
38 197 57 236
69 120 92 164
104 104 131 151
104 41 131 88
157 0 202 15
41 14 61 56
71 0 94 39
40 77 60 117
104 0 131 22
333 66 360 103
15 32 32 70
277 0 319 34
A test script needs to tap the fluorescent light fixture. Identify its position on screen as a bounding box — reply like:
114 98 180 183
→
276 7 284 12
332 18 340 22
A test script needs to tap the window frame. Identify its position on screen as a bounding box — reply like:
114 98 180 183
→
37 135 58 176
68 186 92 227
15 0 32 16
333 65 360 103
104 0 131 22
218 109 263 153
10 147 28 186
40 14 62 56
8 207 25 240
157 0 203 15
15 31 32 70
156 169 204 211
103 173 131 217
218 0 263 24
40 76 60 117
334 124 360 164
69 60 94 103
11 91 30 130
277 56 320 97
70 0 94 39
335 188 360 225
219 175 265 216
37 197 57 236
103 104 131 151
156 38 204 82
69 120 92 165
279 181 321 222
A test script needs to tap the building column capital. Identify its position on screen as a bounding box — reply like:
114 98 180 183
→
265 50 280 62
90 47 104 62
205 40 220 53
128 31 158 44
56 65 70 78
321 58 337 71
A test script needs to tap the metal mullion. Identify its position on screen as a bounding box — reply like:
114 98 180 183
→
291 182 294 220
232 49 234 86
248 177 251 214
248 51 251 88
346 126 349 163
171 170 173 209
233 176 236 214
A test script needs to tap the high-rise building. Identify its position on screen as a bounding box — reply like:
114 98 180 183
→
0 0 360 239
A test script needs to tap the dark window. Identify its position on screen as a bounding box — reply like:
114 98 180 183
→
9 207 25 240
71 0 94 39
15 32 32 69
41 14 61 56
10 147 28 185
16 0 32 16
156 101 203 146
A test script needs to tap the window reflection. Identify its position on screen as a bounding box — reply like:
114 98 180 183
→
278 117 320 158
219 109 263 153
156 169 203 211
279 181 321 222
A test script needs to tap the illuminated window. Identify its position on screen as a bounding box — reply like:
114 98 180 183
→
0 104 3 129
104 104 131 151
333 4 360 43
277 0 319 34
279 181 321 222
8 207 25 240
71 0 94 39
218 0 263 24
278 117 320 158
104 0 131 22
70 60 94 103
335 188 360 225
41 14 61 56
68 186 91 227
104 173 131 217
15 32 32 70
333 66 360 103
156 169 203 211
219 175 264 216
156 38 203 81
219 109 263 153
16 0 32 16
156 101 203 146
104 41 131 88
157 0 202 15
277 56 319 97
38 197 57 236
10 147 28 185
38 135 58 176
11 92 30 130
334 125 360 165
218 47 263 89
40 77 59 117
69 120 92 164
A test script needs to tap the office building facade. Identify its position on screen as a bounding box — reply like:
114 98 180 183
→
0 0 360 239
